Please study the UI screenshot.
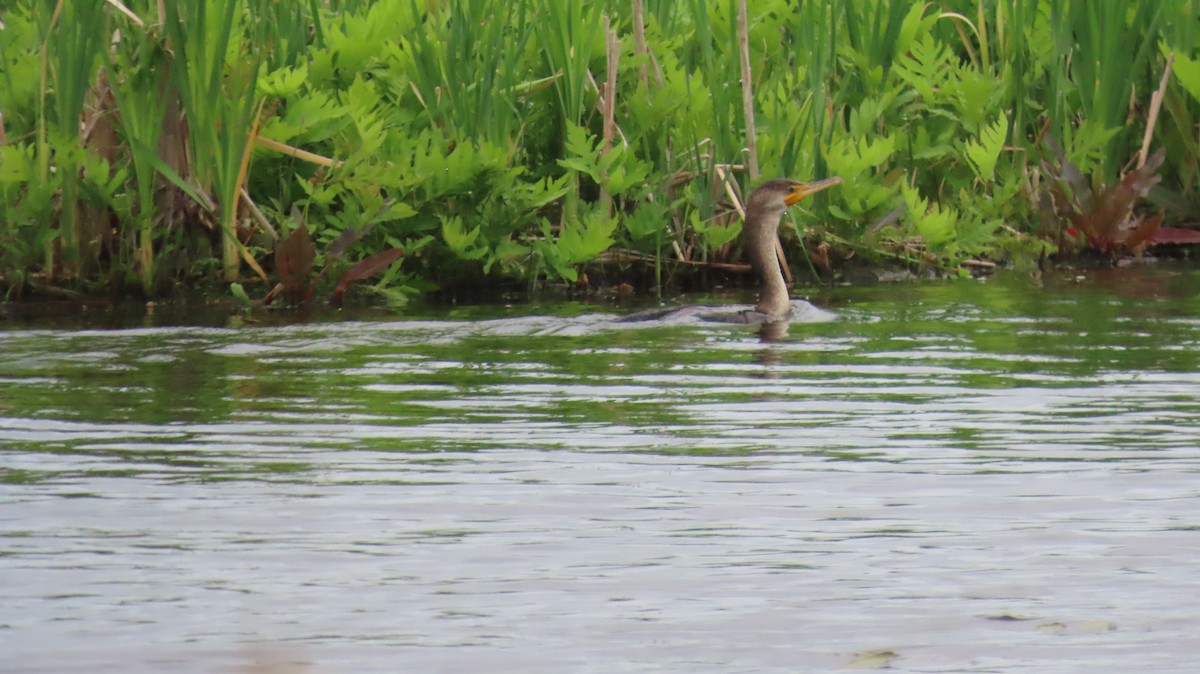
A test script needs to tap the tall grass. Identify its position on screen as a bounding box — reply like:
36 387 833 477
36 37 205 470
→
680 0 737 175
1053 1 1167 180
160 0 263 282
538 0 603 222
104 6 168 293
407 0 532 144
785 0 841 180
841 0 909 82
539 0 603 134
37 0 105 279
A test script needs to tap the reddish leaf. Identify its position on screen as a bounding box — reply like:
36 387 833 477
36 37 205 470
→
275 224 315 293
325 226 361 261
326 222 379 261
1087 151 1164 247
1149 226 1200 245
262 282 285 306
1039 141 1167 255
1122 212 1164 252
329 248 405 299
326 199 394 259
1044 138 1092 211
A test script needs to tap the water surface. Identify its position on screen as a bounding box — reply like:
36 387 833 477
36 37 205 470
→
3 269 1199 673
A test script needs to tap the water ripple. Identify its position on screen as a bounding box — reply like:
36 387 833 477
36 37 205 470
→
3 275 1200 672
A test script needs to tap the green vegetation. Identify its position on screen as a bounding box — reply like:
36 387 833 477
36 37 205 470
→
2 0 1200 301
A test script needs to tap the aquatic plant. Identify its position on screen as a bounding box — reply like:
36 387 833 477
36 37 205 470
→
1039 141 1165 255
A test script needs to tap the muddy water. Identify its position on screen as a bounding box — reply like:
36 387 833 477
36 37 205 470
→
2 269 1199 673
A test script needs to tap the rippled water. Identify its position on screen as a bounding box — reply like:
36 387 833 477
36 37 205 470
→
3 269 1200 673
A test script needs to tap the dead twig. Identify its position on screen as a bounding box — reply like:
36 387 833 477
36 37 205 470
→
736 0 759 180
1139 53 1173 169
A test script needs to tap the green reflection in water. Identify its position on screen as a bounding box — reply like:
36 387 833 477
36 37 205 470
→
2 268 1200 478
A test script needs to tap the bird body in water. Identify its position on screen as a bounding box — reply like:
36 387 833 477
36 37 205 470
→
625 176 842 325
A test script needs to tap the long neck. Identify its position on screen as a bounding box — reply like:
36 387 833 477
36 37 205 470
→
743 205 790 317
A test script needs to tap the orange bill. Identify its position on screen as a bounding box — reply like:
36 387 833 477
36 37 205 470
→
785 176 843 206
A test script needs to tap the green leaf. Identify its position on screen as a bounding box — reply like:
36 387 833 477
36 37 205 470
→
0 145 36 184
125 135 213 213
823 133 898 221
577 209 618 258
557 209 617 263
948 69 1003 132
230 282 252 307
894 34 949 103
703 220 741 249
902 182 958 253
1171 49 1200 103
441 214 486 260
484 239 530 274
559 122 602 182
527 176 572 209
602 155 652 195
963 112 1008 183
624 202 668 242
848 89 903 138
379 201 418 222
342 75 386 156
274 90 347 144
258 63 309 98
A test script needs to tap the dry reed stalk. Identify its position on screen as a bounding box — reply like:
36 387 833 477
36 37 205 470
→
240 186 278 241
254 137 343 169
714 163 745 219
631 0 649 90
104 0 144 27
736 0 759 180
715 163 792 283
234 234 270 281
940 12 980 69
598 247 752 273
599 14 619 215
584 69 630 149
1139 53 1173 169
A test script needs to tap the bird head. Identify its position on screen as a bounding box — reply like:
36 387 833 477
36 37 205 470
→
746 177 843 218
783 176 843 206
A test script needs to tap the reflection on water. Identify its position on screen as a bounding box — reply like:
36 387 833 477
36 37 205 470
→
3 270 1200 673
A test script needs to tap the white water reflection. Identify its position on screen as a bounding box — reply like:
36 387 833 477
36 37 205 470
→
3 279 1200 673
